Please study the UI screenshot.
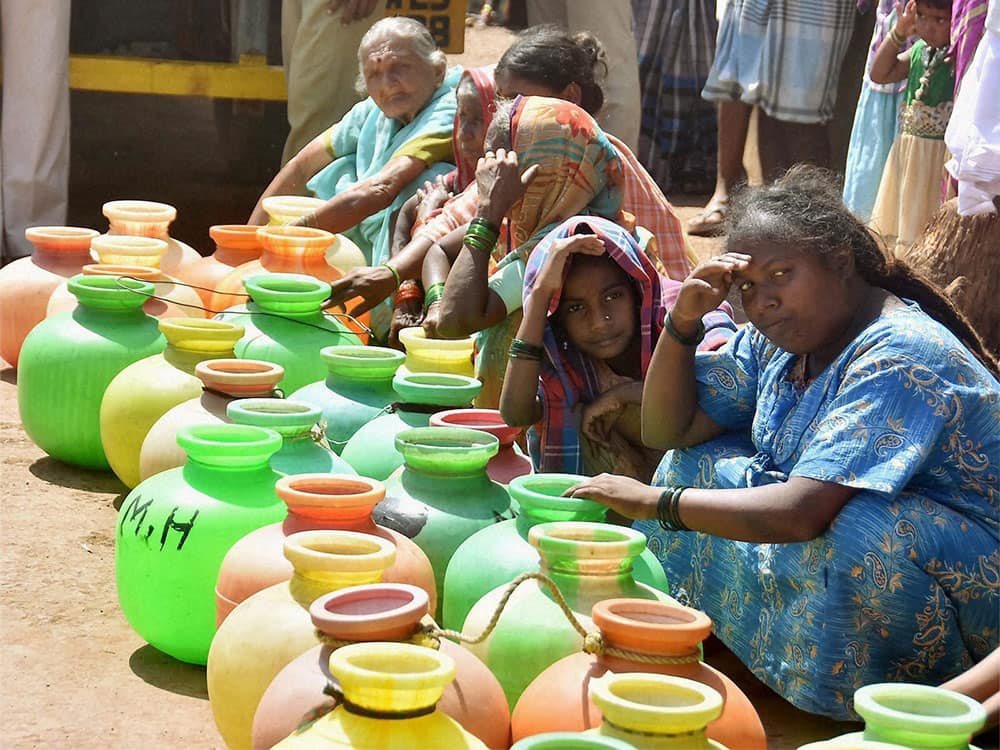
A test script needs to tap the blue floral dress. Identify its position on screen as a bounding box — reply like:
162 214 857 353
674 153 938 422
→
636 300 999 720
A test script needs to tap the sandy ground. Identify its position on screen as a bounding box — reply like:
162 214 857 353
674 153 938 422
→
0 21 941 750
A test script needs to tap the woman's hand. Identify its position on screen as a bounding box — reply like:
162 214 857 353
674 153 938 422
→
475 148 541 227
564 474 660 520
422 301 443 338
672 252 751 328
894 0 917 37
389 300 423 349
327 265 397 316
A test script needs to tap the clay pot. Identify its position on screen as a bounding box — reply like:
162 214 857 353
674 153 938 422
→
215 473 436 626
512 599 766 749
253 583 509 750
185 225 263 307
138 358 284 481
0 226 99 368
100 318 244 488
102 199 200 278
207 530 395 750
430 408 532 484
461 521 672 708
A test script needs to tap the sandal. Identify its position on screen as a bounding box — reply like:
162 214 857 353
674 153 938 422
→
686 202 730 237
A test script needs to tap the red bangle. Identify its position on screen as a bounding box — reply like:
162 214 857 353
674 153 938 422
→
393 281 423 306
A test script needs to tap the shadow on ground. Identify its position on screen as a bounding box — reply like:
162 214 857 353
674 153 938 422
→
29 456 128 494
129 644 209 700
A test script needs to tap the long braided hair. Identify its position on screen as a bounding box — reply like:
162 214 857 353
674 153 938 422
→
725 166 998 375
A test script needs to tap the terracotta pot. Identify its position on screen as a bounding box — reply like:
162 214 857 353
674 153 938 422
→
184 225 263 306
47 263 205 320
138 358 284 481
430 408 533 484
215 473 437 626
512 599 766 749
102 199 200 278
207 530 396 750
253 583 510 750
0 226 98 367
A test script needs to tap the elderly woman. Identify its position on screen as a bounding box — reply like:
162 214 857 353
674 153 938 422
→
248 17 461 269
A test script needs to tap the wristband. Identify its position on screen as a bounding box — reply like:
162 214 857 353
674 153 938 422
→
424 282 445 309
381 263 401 291
508 337 544 361
664 308 705 347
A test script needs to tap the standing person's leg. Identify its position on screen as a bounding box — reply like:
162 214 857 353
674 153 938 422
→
565 0 641 150
688 100 751 236
756 115 832 181
280 0 387 165
0 0 71 263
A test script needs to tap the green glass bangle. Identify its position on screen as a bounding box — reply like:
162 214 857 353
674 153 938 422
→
381 263 401 291
664 308 705 347
424 282 445 308
464 233 496 254
469 216 499 236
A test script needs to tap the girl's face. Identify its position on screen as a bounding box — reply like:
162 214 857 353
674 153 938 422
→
556 255 637 363
915 3 951 48
729 237 857 361
456 82 487 164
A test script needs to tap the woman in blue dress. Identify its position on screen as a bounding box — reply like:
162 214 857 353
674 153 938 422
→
567 166 999 720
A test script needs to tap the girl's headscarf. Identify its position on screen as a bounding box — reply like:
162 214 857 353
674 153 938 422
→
505 96 625 262
523 215 734 473
450 66 497 192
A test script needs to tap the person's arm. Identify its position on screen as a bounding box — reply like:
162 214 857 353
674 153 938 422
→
296 155 428 235
498 234 606 426
642 253 750 450
940 649 1000 731
420 243 452 338
870 0 915 84
390 194 422 259
566 473 858 543
437 148 540 337
248 136 334 224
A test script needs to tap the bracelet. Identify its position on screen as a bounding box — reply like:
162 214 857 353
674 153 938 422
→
381 263 401 291
664 308 705 347
393 280 423 307
464 229 497 254
424 282 445 309
888 25 906 48
299 212 318 228
508 337 544 361
656 486 691 532
468 216 499 239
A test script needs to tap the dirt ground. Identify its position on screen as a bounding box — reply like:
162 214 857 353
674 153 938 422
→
0 21 946 750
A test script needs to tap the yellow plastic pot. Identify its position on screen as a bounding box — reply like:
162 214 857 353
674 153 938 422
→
208 530 395 750
398 327 475 378
100 318 244 487
273 642 489 749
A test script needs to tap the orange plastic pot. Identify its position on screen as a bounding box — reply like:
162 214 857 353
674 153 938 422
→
253 583 510 750
216 473 437 625
183 225 263 306
0 226 99 368
102 199 200 278
512 599 766 749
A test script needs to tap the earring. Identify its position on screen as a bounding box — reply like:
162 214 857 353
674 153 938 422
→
561 339 569 352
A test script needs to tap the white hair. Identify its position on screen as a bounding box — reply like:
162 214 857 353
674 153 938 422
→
355 17 447 96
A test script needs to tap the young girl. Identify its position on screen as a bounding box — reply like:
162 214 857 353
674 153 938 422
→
567 166 998 719
498 215 734 480
869 0 955 250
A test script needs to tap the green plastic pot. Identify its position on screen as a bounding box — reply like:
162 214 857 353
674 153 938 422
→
511 734 638 750
214 273 361 392
340 372 482 480
18 275 166 469
375 426 513 619
115 423 287 664
442 473 669 631
290 344 405 454
226 397 355 476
